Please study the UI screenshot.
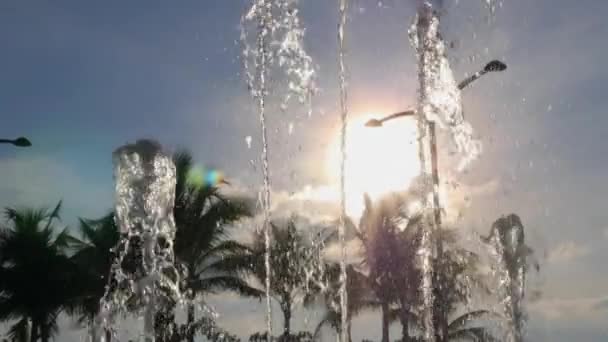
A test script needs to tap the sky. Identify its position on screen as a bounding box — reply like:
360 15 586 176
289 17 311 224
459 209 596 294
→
2 0 608 341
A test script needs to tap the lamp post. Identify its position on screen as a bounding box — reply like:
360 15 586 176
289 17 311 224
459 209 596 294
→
365 59 506 341
0 137 32 147
364 59 506 221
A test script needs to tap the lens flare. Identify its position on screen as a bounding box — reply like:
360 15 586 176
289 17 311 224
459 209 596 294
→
186 165 226 188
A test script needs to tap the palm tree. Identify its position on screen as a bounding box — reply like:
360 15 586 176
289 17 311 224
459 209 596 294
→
386 220 499 342
0 202 79 342
396 309 499 342
356 192 498 342
69 213 119 342
171 151 261 342
443 310 499 341
355 193 421 342
250 217 329 339
71 151 259 342
429 227 497 342
312 264 374 342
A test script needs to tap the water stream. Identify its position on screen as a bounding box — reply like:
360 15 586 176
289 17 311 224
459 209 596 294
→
241 1 318 340
97 140 182 342
486 215 528 342
337 1 349 341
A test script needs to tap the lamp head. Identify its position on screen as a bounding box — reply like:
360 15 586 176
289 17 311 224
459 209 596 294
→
484 60 507 73
12 137 31 147
364 119 383 128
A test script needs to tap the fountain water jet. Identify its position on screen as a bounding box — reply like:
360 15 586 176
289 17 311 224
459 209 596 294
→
408 0 487 340
337 1 349 341
95 140 181 342
241 1 318 340
486 214 533 342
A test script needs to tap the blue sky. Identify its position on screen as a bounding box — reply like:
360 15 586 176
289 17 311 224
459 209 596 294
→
2 0 608 341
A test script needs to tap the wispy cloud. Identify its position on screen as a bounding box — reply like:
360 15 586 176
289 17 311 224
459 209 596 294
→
530 295 608 321
547 241 590 264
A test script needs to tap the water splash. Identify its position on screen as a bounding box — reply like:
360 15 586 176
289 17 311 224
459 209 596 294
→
96 140 181 342
241 0 318 115
483 0 502 17
407 0 485 339
409 2 482 172
242 2 274 339
486 215 529 342
241 1 318 340
337 1 349 341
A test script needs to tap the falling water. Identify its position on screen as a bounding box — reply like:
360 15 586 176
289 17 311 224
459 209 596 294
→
408 0 484 339
241 1 317 340
96 140 181 342
251 2 274 338
487 215 528 342
337 1 349 342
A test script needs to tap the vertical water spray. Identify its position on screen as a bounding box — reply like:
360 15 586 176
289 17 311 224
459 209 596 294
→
337 1 349 341
257 4 274 339
408 0 479 339
486 215 529 342
96 140 180 342
409 3 439 340
241 1 318 340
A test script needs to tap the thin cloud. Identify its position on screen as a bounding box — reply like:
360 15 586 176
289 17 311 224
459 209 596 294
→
547 241 590 264
530 296 608 321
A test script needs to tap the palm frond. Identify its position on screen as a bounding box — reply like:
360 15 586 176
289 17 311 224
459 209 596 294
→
449 327 499 341
173 150 194 200
313 311 338 341
7 318 30 342
43 200 63 231
448 310 496 332
191 276 263 298
195 240 252 271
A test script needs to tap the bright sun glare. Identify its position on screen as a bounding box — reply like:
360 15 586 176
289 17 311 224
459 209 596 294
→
326 115 420 219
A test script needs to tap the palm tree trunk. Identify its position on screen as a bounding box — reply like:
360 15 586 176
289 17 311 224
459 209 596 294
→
281 302 291 337
346 319 352 342
29 320 37 342
436 302 449 342
187 304 196 342
400 311 409 342
381 302 390 342
39 322 49 342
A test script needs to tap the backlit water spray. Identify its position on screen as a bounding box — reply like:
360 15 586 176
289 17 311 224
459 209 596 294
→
95 140 182 342
337 0 349 342
408 0 489 339
241 0 317 340
486 215 530 342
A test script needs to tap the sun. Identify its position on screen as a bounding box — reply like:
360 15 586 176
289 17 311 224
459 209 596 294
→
326 115 420 220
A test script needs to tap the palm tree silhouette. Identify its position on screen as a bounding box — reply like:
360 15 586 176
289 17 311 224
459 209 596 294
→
171 151 261 342
356 193 421 342
0 202 79 342
70 213 119 342
71 151 259 342
312 264 373 342
249 217 330 339
353 192 498 342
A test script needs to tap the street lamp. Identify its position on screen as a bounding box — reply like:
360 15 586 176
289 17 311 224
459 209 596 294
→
364 59 506 340
365 60 507 128
0 136 32 147
364 59 506 223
